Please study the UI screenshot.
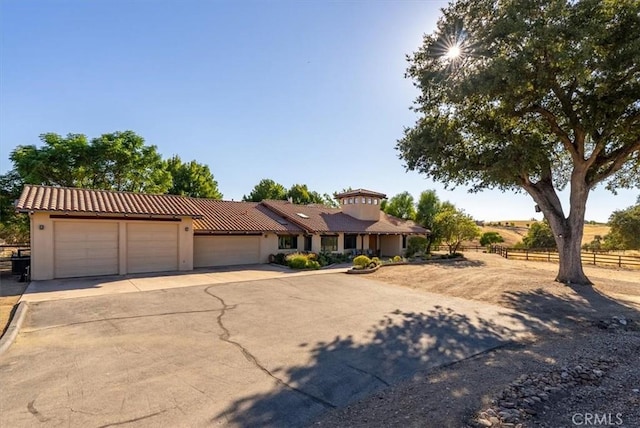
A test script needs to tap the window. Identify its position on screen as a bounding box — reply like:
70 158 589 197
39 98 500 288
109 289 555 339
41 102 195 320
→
362 197 366 204
321 235 338 252
304 236 312 251
402 235 407 248
373 199 378 205
278 235 298 250
367 198 372 204
344 234 357 250
348 198 354 204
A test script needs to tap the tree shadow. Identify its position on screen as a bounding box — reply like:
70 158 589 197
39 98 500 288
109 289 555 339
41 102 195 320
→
214 285 639 427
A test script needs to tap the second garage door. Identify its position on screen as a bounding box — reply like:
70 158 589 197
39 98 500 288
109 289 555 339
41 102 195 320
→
127 223 179 274
194 235 260 267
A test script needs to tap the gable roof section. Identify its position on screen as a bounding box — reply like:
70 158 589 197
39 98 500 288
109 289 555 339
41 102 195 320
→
261 200 427 234
17 185 202 218
189 198 303 233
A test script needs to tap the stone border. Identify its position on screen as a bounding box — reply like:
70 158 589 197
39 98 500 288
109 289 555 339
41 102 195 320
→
0 301 28 356
346 265 381 274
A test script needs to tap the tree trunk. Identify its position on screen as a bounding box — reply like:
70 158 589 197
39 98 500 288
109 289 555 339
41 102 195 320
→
524 173 592 285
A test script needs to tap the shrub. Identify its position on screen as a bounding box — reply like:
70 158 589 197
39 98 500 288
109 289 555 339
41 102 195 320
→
371 257 381 266
393 255 403 263
272 253 287 265
405 236 428 257
305 260 321 270
353 255 371 268
287 254 308 269
479 231 504 246
284 253 321 270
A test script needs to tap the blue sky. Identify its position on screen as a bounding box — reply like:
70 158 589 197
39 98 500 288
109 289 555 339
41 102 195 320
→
1 0 637 222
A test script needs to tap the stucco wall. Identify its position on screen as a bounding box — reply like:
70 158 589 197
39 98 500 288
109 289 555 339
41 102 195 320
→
380 235 403 257
29 212 193 280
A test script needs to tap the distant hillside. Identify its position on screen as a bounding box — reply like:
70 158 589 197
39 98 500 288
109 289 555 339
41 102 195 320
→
467 221 610 247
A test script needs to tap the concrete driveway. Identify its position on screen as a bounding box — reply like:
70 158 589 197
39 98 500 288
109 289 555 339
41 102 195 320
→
1 274 532 427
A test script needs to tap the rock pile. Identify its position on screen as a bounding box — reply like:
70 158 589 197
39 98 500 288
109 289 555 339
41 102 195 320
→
469 357 618 428
594 315 639 331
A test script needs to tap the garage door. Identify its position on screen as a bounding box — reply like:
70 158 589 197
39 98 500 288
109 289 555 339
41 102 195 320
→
194 235 260 267
127 223 179 274
54 222 119 278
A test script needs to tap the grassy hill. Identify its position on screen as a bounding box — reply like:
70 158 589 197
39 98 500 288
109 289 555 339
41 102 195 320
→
469 221 610 247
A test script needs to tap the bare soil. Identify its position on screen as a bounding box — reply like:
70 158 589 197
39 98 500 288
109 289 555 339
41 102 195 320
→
312 252 640 428
0 273 27 336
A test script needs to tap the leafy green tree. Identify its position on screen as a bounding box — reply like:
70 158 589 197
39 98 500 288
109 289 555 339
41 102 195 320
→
604 204 640 250
0 170 29 243
521 222 557 249
479 232 504 247
243 179 287 202
434 207 480 254
384 191 416 220
165 155 222 199
415 189 442 252
89 131 171 193
287 184 330 205
397 0 640 284
10 131 172 193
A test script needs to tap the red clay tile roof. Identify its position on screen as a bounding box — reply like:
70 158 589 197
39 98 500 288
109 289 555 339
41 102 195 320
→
261 200 427 234
334 188 387 199
17 185 427 235
189 198 303 233
17 185 202 217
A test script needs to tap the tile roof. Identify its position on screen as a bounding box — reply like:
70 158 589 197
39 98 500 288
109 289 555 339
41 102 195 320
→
334 188 387 199
261 200 427 234
16 185 202 217
17 185 428 235
189 198 303 233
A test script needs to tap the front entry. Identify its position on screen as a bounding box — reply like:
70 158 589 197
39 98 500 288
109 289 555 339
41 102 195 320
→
369 235 378 255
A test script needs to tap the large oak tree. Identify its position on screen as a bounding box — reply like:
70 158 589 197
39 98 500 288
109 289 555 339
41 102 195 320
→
397 0 640 284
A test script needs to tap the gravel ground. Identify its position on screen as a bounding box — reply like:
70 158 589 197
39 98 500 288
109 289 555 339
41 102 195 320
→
310 253 640 428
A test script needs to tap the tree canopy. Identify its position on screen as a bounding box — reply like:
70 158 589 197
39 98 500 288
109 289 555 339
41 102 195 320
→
243 179 337 207
434 206 480 254
604 203 640 250
165 155 222 199
383 191 416 220
8 131 222 198
397 0 640 284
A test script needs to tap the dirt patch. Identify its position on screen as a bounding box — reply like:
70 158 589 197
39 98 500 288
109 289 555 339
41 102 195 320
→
0 273 28 336
311 252 640 428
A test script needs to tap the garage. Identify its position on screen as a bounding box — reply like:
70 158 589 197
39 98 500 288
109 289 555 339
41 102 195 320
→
127 222 179 274
194 235 260 267
54 221 119 278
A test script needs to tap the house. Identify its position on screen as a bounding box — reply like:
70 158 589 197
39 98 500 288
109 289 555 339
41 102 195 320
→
16 186 428 280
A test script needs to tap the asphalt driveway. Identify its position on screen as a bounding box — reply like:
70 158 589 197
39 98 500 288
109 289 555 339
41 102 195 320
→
0 274 532 427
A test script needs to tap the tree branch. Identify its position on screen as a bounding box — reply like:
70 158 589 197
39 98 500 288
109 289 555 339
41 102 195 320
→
589 139 640 185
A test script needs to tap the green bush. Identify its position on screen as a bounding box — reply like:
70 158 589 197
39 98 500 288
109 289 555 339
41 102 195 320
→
287 254 308 269
353 255 371 268
305 260 321 270
272 253 287 265
392 255 403 263
285 253 321 270
371 257 381 266
405 236 428 257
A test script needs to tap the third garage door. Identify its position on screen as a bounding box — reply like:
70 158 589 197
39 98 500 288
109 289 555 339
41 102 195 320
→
194 235 260 267
127 223 179 274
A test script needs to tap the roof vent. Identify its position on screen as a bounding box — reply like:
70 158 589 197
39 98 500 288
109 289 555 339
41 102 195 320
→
296 213 309 219
276 219 289 225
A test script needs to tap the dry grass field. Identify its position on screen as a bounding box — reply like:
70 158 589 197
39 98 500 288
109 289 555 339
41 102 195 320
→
471 221 611 248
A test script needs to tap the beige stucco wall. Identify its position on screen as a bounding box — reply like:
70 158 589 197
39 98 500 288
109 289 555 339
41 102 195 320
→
340 198 381 221
29 212 193 280
380 235 403 257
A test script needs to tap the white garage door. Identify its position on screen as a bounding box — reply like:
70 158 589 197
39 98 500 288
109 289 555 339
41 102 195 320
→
127 223 179 274
54 221 119 278
194 235 260 267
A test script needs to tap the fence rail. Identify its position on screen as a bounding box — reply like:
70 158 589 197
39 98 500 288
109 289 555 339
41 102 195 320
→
490 246 640 269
